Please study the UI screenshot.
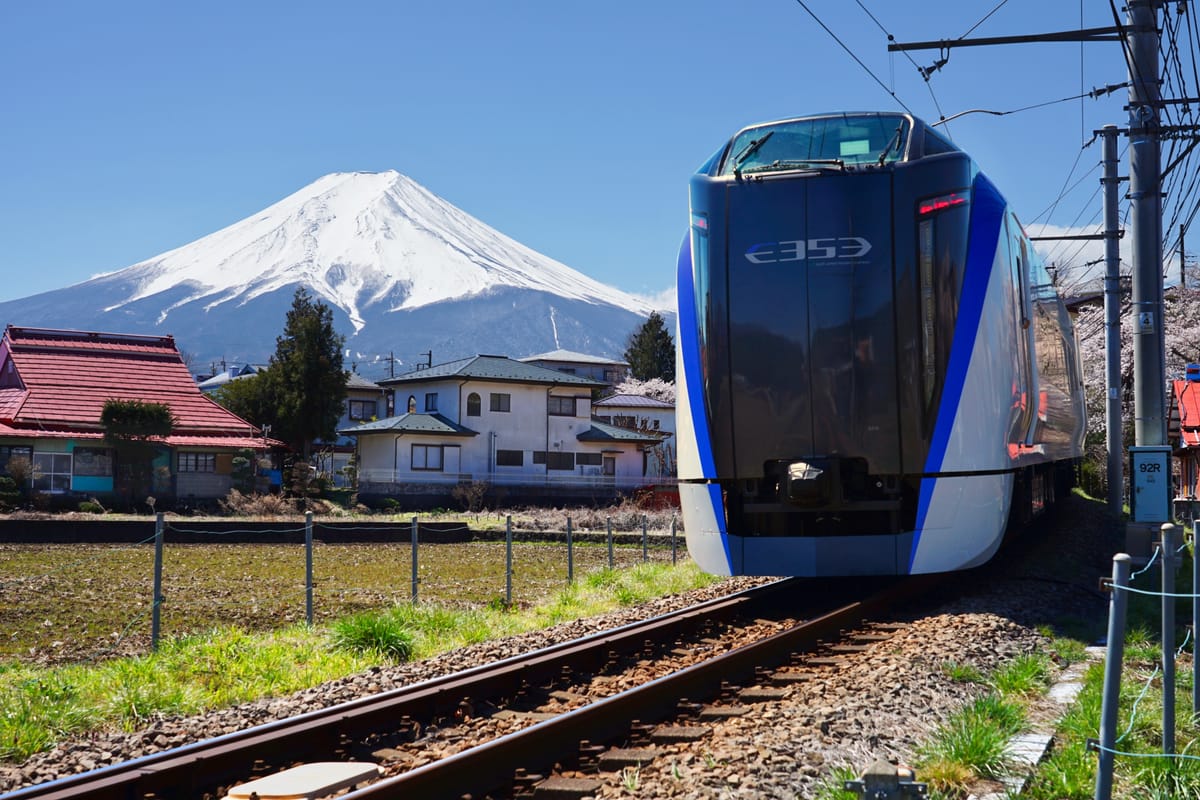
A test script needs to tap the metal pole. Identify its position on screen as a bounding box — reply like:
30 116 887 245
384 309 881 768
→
607 517 614 568
506 515 513 607
566 516 574 584
152 513 164 651
642 515 648 562
1162 523 1177 756
1101 124 1124 516
1095 553 1131 800
305 511 314 626
411 516 419 604
671 518 677 564
1127 0 1166 449
1181 224 1187 290
1193 520 1199 714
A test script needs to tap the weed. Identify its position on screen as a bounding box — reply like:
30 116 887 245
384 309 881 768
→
811 764 860 800
620 765 640 791
330 613 414 662
989 653 1051 697
941 661 984 683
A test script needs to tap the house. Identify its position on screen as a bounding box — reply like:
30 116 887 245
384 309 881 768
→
342 354 663 507
592 393 676 477
1170 365 1200 521
518 349 630 389
197 363 266 393
315 372 390 487
0 326 274 505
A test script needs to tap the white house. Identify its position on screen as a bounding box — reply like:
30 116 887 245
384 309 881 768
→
519 349 629 389
341 355 663 507
592 393 676 477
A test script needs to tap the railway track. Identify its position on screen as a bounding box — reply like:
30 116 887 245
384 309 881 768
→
7 575 940 800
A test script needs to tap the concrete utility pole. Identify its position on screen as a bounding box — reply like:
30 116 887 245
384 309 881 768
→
1180 224 1187 289
1101 125 1124 517
1127 0 1166 448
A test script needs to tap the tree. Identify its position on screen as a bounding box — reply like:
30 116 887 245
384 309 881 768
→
266 288 349 459
624 311 675 382
211 371 276 430
101 399 175 503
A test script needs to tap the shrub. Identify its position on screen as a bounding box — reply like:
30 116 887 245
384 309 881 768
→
330 613 414 662
78 501 106 514
451 481 489 512
219 489 298 517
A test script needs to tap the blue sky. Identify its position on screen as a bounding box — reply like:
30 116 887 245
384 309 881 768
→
0 1 1141 304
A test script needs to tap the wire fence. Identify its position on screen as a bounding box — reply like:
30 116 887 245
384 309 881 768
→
0 512 683 664
1092 521 1200 800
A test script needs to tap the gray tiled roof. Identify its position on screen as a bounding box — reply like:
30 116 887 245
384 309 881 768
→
346 372 383 390
379 355 604 388
339 413 478 437
593 393 674 409
576 420 663 444
519 349 629 367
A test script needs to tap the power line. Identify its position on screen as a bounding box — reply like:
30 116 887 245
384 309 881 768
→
793 0 916 115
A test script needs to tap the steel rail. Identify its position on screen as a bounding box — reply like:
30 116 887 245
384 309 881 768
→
343 575 938 800
5 579 799 800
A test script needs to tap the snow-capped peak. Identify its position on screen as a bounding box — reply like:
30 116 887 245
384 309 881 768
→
101 170 654 332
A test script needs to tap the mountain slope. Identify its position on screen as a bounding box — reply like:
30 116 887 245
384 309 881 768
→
0 171 665 369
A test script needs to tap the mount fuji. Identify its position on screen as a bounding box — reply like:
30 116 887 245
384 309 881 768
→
0 171 667 374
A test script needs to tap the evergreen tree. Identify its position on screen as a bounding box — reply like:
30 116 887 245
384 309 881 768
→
211 372 275 430
623 311 675 382
266 288 349 458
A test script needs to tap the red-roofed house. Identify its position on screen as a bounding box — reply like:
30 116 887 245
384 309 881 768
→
0 325 275 504
1170 368 1200 520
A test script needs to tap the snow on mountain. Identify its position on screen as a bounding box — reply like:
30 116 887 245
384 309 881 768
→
0 171 668 367
101 170 653 333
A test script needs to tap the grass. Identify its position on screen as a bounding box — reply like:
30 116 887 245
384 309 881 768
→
1020 549 1200 800
0 560 717 763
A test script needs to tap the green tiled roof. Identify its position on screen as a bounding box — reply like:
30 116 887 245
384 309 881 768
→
576 420 663 444
339 413 478 437
379 355 604 388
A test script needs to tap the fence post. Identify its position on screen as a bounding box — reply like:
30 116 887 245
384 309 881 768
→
152 513 164 651
411 516 419 605
607 517 614 568
1095 553 1131 800
642 515 648 562
1162 523 1178 757
671 518 677 564
506 515 513 607
567 516 574 584
305 511 314 626
1194 520 1199 715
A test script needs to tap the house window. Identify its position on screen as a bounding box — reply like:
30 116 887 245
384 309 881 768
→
532 451 546 465
558 367 576 375
548 395 576 416
576 453 602 466
0 445 32 475
546 452 575 471
612 415 637 429
424 393 438 412
33 452 71 492
178 453 216 473
407 395 417 413
73 447 113 477
467 393 481 416
412 444 444 471
348 399 377 421
490 392 511 412
496 449 523 467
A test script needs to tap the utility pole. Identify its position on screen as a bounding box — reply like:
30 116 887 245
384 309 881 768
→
1180 225 1187 289
1127 0 1167 449
1101 125 1124 518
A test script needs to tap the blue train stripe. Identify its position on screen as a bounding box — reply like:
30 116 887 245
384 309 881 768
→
910 173 1006 570
676 233 717 478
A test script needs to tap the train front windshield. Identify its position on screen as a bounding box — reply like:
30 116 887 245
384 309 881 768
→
720 114 911 176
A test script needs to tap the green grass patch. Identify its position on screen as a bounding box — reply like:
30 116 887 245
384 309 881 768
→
916 693 1025 793
0 561 714 763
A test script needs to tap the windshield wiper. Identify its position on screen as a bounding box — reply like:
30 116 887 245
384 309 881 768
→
741 158 845 175
732 131 774 178
877 123 904 166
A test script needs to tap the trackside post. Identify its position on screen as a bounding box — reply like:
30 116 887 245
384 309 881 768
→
152 513 164 651
411 517 419 604
1093 553 1131 800
305 511 314 626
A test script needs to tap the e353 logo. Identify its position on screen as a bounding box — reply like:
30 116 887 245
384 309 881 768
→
744 237 872 264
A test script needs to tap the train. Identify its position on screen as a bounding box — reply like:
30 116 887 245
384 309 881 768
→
676 111 1086 577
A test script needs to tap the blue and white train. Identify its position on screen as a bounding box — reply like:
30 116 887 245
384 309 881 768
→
676 112 1086 577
